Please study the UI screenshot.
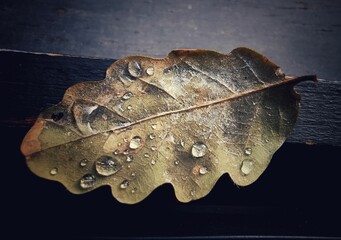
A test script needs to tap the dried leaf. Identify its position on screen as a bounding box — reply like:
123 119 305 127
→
21 48 315 203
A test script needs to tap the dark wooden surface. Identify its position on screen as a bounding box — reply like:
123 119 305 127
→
1 50 340 146
1 0 341 239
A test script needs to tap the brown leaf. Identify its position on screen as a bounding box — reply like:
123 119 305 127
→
21 48 316 203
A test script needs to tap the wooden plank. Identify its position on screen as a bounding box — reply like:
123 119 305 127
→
0 0 341 83
1 50 340 146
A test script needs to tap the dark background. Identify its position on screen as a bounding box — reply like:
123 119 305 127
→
1 0 341 239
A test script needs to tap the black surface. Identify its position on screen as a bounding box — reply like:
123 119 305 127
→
1 1 341 239
3 124 341 239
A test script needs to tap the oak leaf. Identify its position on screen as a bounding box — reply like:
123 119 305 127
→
21 48 315 203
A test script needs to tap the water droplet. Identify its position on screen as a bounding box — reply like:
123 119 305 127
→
113 149 120 155
180 139 185 147
95 156 121 176
49 168 58 176
145 67 154 76
80 159 89 167
151 123 157 129
241 159 254 175
191 142 207 158
128 61 142 77
244 147 252 156
144 153 150 158
123 149 129 155
149 133 156 140
122 92 133 100
127 105 132 110
129 136 142 149
199 166 208 175
131 187 137 194
174 160 179 165
80 174 96 189
265 139 269 143
125 155 133 163
151 159 156 165
190 190 195 196
151 146 157 151
181 176 188 181
131 172 136 178
120 180 129 189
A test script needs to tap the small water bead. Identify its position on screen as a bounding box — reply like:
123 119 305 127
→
95 156 121 176
128 61 142 78
49 168 58 176
120 180 129 189
127 105 132 110
113 149 120 155
244 147 252 156
149 133 156 140
146 67 154 76
190 190 196 196
151 159 156 165
151 123 157 129
191 142 207 158
131 188 137 194
80 174 96 189
180 139 185 148
144 153 150 158
151 146 157 151
199 166 208 175
123 149 129 155
122 92 133 100
126 155 133 162
241 159 254 175
174 160 180 165
129 136 142 149
80 159 89 167
131 172 136 178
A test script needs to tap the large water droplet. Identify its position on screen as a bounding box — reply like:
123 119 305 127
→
241 159 254 175
120 180 129 189
146 67 154 76
122 92 133 100
80 174 96 189
244 147 252 156
80 159 89 167
149 133 156 140
50 168 58 176
95 156 121 176
128 61 142 77
191 142 207 158
129 136 142 149
199 166 208 175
